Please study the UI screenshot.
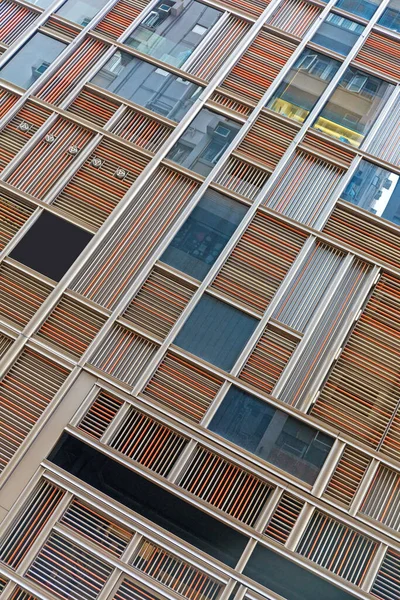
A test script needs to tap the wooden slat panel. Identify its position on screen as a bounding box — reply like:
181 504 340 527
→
42 15 81 41
380 409 400 463
0 1 38 46
0 87 19 120
67 86 121 127
264 492 304 544
213 154 269 201
354 32 400 81
300 131 356 168
11 587 42 600
208 91 252 117
361 465 400 533
217 0 271 18
370 548 400 600
112 579 161 600
0 190 36 251
324 446 371 508
0 331 12 360
266 0 321 37
94 0 149 39
78 390 123 440
111 108 174 153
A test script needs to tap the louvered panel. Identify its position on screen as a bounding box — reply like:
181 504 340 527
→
0 575 8 593
0 331 12 359
264 493 304 544
10 589 39 600
300 131 356 168
370 548 400 600
132 538 223 600
71 167 200 308
0 88 19 120
217 0 270 18
6 117 94 199
361 465 400 532
0 190 36 251
142 352 223 422
208 91 252 117
0 101 52 173
211 211 307 314
218 30 297 105
366 95 400 166
36 38 108 106
297 511 377 585
380 409 400 462
179 446 272 526
263 151 345 226
111 108 174 153
354 32 400 81
273 242 345 333
324 446 371 508
110 406 187 476
0 1 38 46
213 154 269 201
0 479 65 568
42 16 81 42
78 390 123 440
311 273 400 448
0 349 69 472
53 137 151 229
123 268 194 339
266 0 321 37
26 532 113 600
37 294 107 358
67 87 121 127
235 111 298 169
0 262 53 327
89 324 157 387
61 498 132 556
113 579 160 600
95 0 149 39
239 324 298 395
186 16 250 81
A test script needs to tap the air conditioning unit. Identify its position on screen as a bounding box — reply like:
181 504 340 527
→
158 3 172 16
214 124 231 139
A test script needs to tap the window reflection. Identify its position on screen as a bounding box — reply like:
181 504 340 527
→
126 0 222 68
378 0 400 32
27 0 53 7
91 51 202 121
167 108 241 176
267 50 340 124
161 190 247 280
342 160 400 225
335 0 381 19
311 13 364 56
57 0 110 26
209 387 334 485
313 68 394 147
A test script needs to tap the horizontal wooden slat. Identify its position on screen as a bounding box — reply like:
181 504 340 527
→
0 331 12 360
42 15 81 41
0 87 19 120
324 446 371 508
0 1 38 46
208 91 252 117
111 108 174 153
0 190 36 251
266 0 321 37
78 389 123 440
213 154 270 201
112 578 161 600
354 32 400 81
217 0 271 18
94 0 149 39
264 492 304 544
361 464 400 533
67 86 121 127
300 131 356 168
370 548 400 600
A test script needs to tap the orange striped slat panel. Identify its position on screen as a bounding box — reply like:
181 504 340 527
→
142 352 223 422
123 268 195 339
370 548 400 600
239 324 298 395
37 294 107 358
0 332 12 360
71 167 200 308
111 108 174 153
0 349 70 473
42 15 81 41
95 0 149 39
297 511 377 585
208 91 253 117
0 190 36 251
6 117 94 199
179 446 272 525
0 576 8 593
264 492 304 544
0 261 53 328
89 324 157 387
266 0 321 37
311 273 400 448
217 0 271 18
0 479 65 568
323 446 371 508
211 212 307 314
218 29 297 105
109 406 187 476
0 87 19 120
10 589 39 600
354 32 400 82
300 131 356 168
36 38 108 106
67 86 121 127
380 409 400 463
213 154 269 201
132 538 223 600
78 390 123 439
235 110 299 170
112 579 161 600
52 137 151 229
361 465 400 533
0 1 38 46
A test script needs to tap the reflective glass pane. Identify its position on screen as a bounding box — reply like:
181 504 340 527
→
209 387 334 484
335 0 381 19
167 108 241 176
174 296 258 371
267 50 341 124
313 68 394 147
161 190 247 280
28 0 54 7
342 160 400 225
57 0 110 25
378 0 400 32
126 0 222 68
0 33 66 89
311 13 364 56
91 51 202 121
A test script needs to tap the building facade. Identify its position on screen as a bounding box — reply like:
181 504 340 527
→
0 0 399 599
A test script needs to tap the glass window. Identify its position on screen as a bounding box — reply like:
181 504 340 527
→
0 33 66 90
167 108 241 176
174 295 257 371
126 0 222 68
57 0 110 26
27 0 54 7
311 13 364 56
378 0 400 32
335 0 381 19
209 387 334 485
91 50 202 121
313 68 394 147
267 50 341 124
161 190 247 280
342 159 400 225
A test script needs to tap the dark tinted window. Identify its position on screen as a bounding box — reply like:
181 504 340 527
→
335 0 380 19
48 433 248 567
57 0 109 25
311 14 364 56
378 0 400 32
10 212 92 281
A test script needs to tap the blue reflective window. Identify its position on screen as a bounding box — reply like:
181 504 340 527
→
335 0 381 19
311 13 364 56
378 0 400 32
57 0 110 25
